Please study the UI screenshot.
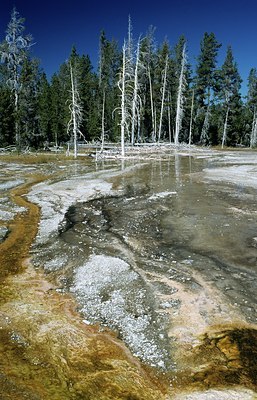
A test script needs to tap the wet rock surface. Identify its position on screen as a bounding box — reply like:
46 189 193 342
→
29 153 257 371
1 151 257 398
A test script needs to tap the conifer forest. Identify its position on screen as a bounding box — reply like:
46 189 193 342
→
1 8 257 151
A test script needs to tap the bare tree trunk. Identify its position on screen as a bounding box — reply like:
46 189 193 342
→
174 43 186 146
137 111 141 143
158 55 168 142
120 43 126 157
14 92 20 150
167 92 172 143
68 63 83 159
131 39 141 145
154 109 157 140
189 89 194 146
200 88 211 145
70 65 78 158
100 89 105 152
200 106 210 145
127 15 133 67
222 106 229 149
148 67 155 142
250 109 257 148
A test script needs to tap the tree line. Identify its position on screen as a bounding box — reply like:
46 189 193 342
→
1 8 257 151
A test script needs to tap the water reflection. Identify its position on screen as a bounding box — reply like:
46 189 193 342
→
30 152 257 372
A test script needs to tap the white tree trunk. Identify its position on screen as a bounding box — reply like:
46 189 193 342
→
131 39 140 145
100 89 105 152
174 43 186 146
222 106 229 149
158 55 168 142
127 15 133 67
70 65 78 158
68 63 83 159
200 106 210 145
189 89 194 146
137 110 141 143
250 109 257 148
148 67 155 142
120 43 126 157
167 92 172 143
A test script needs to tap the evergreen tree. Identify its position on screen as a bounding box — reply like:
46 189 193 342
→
195 32 221 106
18 57 41 148
50 73 68 145
0 85 15 146
218 46 242 147
247 68 257 110
139 26 157 142
195 32 221 144
79 54 99 141
38 72 52 145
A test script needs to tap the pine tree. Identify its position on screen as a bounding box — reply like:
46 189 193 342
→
139 26 157 142
218 46 242 147
195 32 221 144
18 57 41 148
0 85 15 146
80 54 99 141
38 73 52 145
50 73 68 145
98 31 121 147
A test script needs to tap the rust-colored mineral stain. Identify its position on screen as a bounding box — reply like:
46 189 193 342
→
0 176 43 278
172 325 257 396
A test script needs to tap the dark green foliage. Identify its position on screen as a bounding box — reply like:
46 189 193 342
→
216 46 243 146
195 32 221 107
18 58 42 148
247 68 257 111
38 73 52 143
0 85 15 146
98 31 121 142
50 73 68 145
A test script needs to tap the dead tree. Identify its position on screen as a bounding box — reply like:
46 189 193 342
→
131 38 142 144
67 63 84 158
222 106 229 148
0 8 32 150
250 109 257 148
188 89 194 146
174 43 187 146
114 41 132 156
200 105 210 145
158 54 169 142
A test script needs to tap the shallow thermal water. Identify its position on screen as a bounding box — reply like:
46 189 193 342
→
27 150 257 371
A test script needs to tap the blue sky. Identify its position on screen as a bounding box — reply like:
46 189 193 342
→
1 0 257 96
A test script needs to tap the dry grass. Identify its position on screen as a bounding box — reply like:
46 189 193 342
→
0 153 72 164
